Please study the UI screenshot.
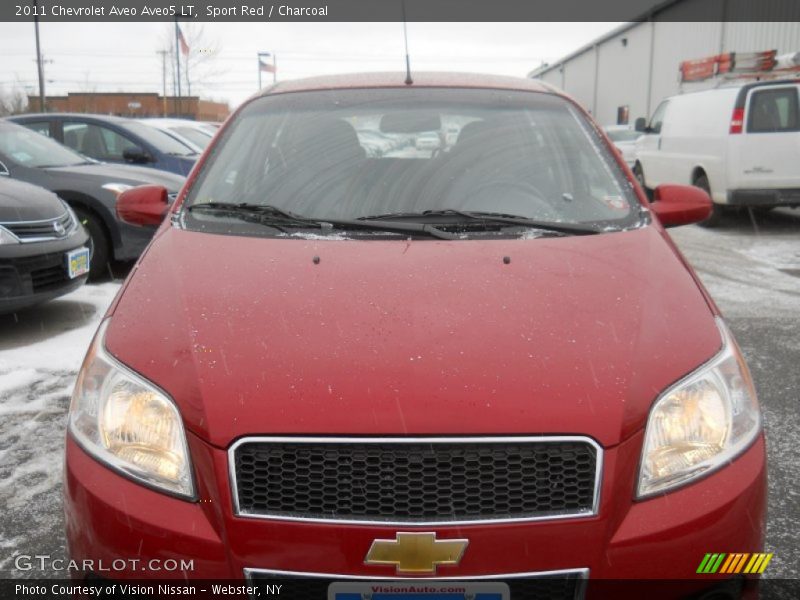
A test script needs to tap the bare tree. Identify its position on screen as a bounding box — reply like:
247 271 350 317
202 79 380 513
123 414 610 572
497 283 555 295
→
0 85 28 116
160 23 223 100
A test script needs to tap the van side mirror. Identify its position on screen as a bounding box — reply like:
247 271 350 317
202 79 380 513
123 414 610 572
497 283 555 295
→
650 184 713 228
116 185 169 226
634 117 647 132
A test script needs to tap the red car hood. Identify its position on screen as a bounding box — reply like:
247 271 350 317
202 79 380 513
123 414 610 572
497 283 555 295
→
106 226 720 448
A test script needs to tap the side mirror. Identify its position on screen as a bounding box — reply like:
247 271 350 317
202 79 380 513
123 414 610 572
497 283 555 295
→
634 117 647 132
650 184 713 228
116 185 169 226
122 147 152 164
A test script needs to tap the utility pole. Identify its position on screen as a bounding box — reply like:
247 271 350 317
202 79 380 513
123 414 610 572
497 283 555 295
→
174 21 182 117
157 50 168 116
34 0 45 111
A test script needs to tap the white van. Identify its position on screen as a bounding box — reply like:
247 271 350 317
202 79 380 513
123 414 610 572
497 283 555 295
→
633 79 800 224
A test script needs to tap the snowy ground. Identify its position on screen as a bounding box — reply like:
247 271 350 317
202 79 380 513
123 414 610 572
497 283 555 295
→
0 208 798 580
0 282 121 577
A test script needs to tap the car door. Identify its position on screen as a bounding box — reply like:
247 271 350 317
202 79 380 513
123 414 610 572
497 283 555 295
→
635 100 669 187
735 85 800 189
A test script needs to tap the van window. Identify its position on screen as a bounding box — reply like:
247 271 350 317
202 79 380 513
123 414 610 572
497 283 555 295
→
648 100 669 134
747 88 799 133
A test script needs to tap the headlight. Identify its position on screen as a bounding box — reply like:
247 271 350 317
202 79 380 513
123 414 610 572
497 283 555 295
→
101 183 134 196
69 319 195 499
0 225 20 245
637 318 760 498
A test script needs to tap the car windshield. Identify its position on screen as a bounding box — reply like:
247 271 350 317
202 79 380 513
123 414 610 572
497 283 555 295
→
122 121 198 156
185 88 641 232
0 123 89 168
606 129 642 142
170 126 212 149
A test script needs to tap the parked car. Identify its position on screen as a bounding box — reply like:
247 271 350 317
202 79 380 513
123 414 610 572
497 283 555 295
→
603 125 641 167
65 73 764 594
140 118 215 152
0 177 90 314
8 113 198 176
0 121 184 278
415 130 441 151
633 78 800 224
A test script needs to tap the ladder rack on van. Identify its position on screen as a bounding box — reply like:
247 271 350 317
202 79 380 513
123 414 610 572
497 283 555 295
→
678 50 800 91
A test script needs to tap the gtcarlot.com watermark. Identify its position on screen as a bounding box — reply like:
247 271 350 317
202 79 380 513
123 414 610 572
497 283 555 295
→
15 554 194 573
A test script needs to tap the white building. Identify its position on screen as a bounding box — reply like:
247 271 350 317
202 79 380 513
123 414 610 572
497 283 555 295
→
529 5 800 126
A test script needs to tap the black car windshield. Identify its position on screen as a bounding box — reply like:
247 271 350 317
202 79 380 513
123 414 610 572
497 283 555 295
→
122 121 198 156
184 88 641 232
0 122 88 168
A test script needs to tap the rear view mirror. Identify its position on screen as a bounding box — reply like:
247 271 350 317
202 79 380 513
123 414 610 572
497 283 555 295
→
122 147 152 164
116 185 169 226
634 117 647 132
380 112 442 133
650 184 713 227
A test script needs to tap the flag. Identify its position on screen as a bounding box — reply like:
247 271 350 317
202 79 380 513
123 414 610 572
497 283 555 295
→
259 54 276 74
177 25 190 56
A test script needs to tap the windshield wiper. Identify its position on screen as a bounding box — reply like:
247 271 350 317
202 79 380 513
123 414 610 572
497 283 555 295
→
186 202 458 240
357 209 603 235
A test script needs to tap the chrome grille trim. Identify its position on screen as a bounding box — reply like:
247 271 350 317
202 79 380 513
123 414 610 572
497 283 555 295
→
0 211 76 243
228 436 603 526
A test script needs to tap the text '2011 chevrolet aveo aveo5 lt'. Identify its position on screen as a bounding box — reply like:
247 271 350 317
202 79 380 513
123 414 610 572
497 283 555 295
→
64 73 766 599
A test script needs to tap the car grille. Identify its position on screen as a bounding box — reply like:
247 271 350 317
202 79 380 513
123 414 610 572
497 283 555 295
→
0 252 71 296
0 212 75 243
246 570 586 600
231 437 599 524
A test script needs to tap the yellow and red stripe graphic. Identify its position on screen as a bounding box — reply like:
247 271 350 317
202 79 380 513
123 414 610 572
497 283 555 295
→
697 553 773 574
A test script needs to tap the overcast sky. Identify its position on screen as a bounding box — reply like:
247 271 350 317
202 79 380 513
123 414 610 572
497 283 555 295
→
0 22 621 109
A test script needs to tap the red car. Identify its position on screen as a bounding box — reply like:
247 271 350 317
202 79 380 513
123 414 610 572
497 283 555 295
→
65 74 765 598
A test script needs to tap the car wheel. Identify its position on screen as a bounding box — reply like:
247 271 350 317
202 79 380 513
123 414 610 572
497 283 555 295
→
74 207 111 280
632 163 653 201
694 174 725 228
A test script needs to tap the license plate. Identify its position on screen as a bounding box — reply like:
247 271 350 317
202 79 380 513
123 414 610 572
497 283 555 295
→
66 247 90 279
329 581 509 600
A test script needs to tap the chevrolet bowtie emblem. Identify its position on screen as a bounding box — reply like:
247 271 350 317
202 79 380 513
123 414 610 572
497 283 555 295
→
364 532 469 574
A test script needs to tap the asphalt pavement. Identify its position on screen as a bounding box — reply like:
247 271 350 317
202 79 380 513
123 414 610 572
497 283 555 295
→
0 209 798 580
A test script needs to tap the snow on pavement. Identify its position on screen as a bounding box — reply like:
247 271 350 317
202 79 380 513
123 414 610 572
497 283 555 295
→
0 282 120 576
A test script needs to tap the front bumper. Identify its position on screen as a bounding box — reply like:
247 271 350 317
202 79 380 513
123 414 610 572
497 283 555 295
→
727 188 800 207
0 231 90 314
63 428 767 594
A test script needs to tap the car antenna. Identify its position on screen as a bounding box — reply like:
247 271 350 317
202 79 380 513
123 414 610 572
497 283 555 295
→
401 0 413 85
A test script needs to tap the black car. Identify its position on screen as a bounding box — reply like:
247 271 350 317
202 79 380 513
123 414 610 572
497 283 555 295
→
0 121 184 278
0 177 90 314
8 113 198 176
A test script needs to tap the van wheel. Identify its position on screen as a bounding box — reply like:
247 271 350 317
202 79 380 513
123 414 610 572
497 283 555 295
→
74 207 111 280
632 163 652 200
694 174 724 228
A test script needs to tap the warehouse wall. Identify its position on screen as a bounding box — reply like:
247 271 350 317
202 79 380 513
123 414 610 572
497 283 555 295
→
531 8 800 126
561 49 597 116
647 21 722 119
595 22 653 126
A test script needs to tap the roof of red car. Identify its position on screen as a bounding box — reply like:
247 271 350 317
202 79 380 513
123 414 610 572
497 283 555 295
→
262 72 556 96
